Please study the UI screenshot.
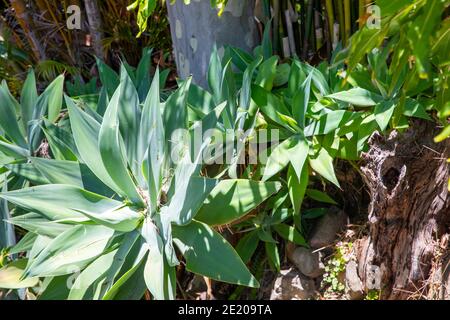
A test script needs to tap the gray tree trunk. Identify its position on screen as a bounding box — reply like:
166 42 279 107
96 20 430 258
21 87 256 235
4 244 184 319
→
166 0 258 89
356 120 450 299
83 0 104 59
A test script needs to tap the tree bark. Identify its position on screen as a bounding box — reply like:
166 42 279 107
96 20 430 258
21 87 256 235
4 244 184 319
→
357 120 449 299
166 0 258 88
83 0 104 59
9 0 47 61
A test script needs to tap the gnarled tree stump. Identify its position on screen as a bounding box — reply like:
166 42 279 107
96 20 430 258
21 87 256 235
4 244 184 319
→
358 120 449 299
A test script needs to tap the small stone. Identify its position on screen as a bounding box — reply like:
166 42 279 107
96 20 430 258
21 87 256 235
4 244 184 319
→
309 208 349 249
345 261 365 300
288 247 325 278
270 268 315 300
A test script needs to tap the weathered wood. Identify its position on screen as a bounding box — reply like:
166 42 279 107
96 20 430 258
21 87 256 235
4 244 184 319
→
358 121 449 299
166 0 258 88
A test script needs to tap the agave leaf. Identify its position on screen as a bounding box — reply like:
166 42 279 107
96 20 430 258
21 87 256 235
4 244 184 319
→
24 225 116 278
31 158 114 197
116 66 142 177
0 85 27 148
69 231 139 300
163 78 191 160
140 70 164 203
66 96 122 195
195 179 281 226
173 220 259 288
0 139 29 159
6 162 50 185
75 206 142 232
0 179 15 250
265 241 280 272
42 121 78 161
102 241 148 300
0 184 123 221
99 86 143 205
9 212 71 238
141 217 176 300
20 69 38 132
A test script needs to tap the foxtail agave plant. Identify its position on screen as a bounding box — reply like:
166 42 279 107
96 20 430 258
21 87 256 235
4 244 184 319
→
0 66 280 300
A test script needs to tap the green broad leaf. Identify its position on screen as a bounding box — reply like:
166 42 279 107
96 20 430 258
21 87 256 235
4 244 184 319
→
168 177 219 226
288 60 307 97
20 69 38 132
228 46 254 72
0 259 39 289
173 220 259 288
374 100 396 131
24 225 116 278
261 20 273 59
288 163 309 217
304 110 358 137
235 230 260 264
37 275 71 300
327 88 383 107
274 63 291 87
98 86 143 206
195 179 281 226
0 184 123 221
239 56 263 111
255 56 278 91
187 83 216 117
407 0 445 78
292 72 313 128
9 212 71 238
265 241 280 272
66 96 122 195
0 85 27 148
357 114 379 152
251 85 294 131
75 206 142 232
273 223 307 246
306 189 338 205
263 135 308 181
403 99 432 120
208 45 223 104
309 148 340 188
6 162 50 185
31 158 114 197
